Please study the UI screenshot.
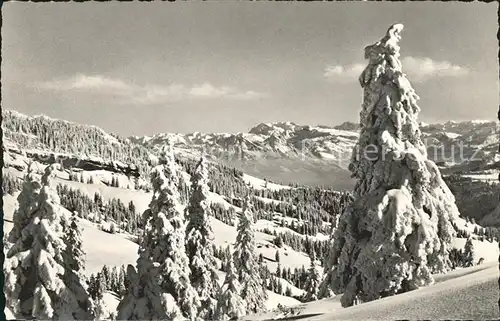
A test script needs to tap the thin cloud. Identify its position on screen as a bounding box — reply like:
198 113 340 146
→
324 57 468 83
38 74 132 92
190 83 267 100
324 64 365 83
35 74 267 104
401 56 469 82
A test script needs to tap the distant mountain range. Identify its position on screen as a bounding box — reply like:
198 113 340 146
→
130 119 500 189
3 109 499 190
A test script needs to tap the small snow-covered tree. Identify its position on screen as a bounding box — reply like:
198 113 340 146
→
109 266 118 293
118 266 126 296
4 164 93 320
88 274 98 300
185 156 220 319
96 272 106 300
214 257 246 321
116 264 182 321
303 254 322 302
101 265 110 290
463 238 476 267
93 272 111 320
62 213 86 276
233 195 267 314
116 145 200 320
319 219 339 299
319 24 459 307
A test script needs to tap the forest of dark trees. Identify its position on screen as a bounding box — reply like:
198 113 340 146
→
444 174 499 222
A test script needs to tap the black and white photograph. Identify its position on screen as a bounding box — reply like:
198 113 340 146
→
1 1 499 320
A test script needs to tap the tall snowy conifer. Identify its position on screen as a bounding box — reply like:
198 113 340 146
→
319 24 459 307
4 164 93 320
214 257 246 321
7 164 41 244
62 213 86 276
61 212 93 317
116 144 200 320
185 156 220 319
233 195 267 314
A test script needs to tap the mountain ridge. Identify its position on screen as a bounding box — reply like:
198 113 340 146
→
129 118 500 188
4 109 500 189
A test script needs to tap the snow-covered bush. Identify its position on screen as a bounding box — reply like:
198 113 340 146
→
99 221 117 234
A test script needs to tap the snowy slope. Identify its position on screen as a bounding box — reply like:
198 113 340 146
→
242 174 291 191
265 291 302 311
316 263 498 320
4 167 152 213
245 263 499 321
3 193 139 276
77 219 139 275
451 237 498 263
7 184 496 321
3 180 312 309
3 198 307 317
210 217 311 272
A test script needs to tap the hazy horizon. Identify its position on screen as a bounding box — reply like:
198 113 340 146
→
3 2 498 136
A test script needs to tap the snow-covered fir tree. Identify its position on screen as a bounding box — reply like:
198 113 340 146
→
214 257 246 321
62 213 86 277
463 237 476 267
94 272 111 320
101 265 110 289
116 145 200 320
119 265 127 295
96 272 106 301
61 212 93 318
319 213 341 298
303 253 322 302
185 156 220 319
4 164 93 320
116 264 182 321
7 164 41 244
319 24 459 307
233 195 267 314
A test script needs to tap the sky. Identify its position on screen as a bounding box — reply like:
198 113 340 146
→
2 2 498 136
